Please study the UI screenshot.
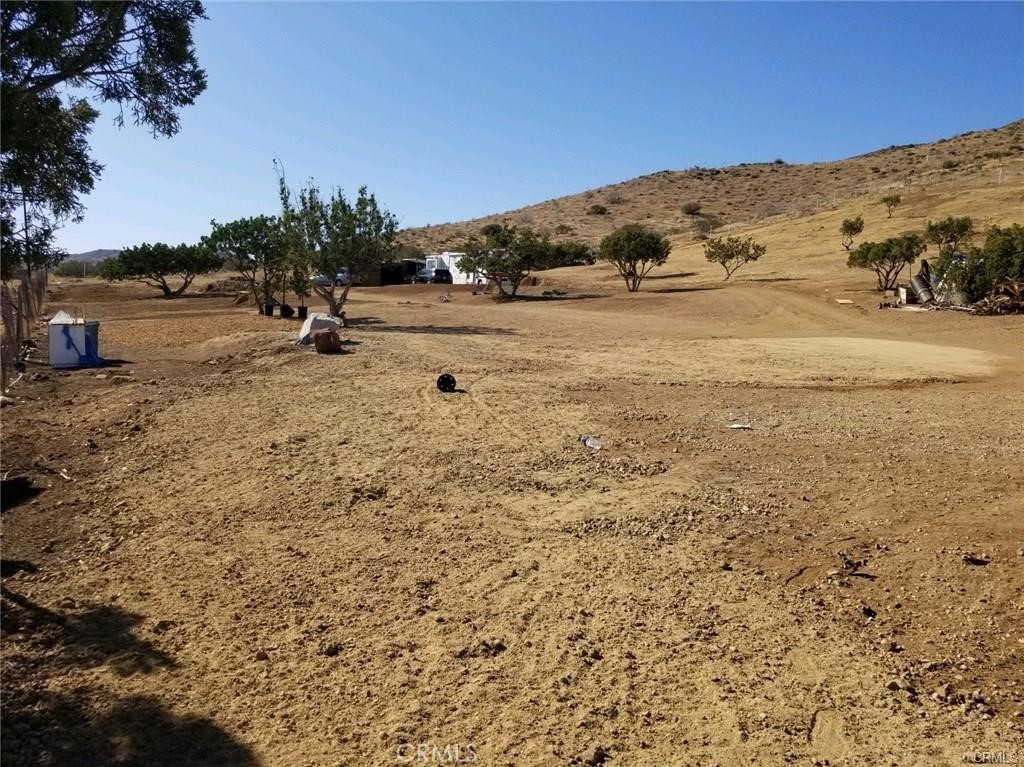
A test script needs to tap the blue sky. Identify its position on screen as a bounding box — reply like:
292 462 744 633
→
57 2 1024 253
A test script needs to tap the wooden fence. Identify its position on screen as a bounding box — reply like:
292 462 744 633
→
1 270 47 391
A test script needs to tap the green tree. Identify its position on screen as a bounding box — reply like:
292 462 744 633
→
1 1 207 276
936 224 1024 302
206 215 288 306
458 224 552 297
279 172 398 316
598 224 671 292
545 241 594 268
925 216 973 256
98 241 221 297
846 233 925 291
840 215 864 251
880 194 902 218
703 235 766 280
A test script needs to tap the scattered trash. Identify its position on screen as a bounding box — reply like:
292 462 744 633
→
436 373 457 393
962 554 991 566
834 299 854 305
974 278 1024 315
579 435 603 450
297 312 342 345
58 469 73 482
727 423 753 430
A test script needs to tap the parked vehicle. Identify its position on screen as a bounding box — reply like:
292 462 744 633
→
314 271 351 287
406 268 433 284
430 268 453 284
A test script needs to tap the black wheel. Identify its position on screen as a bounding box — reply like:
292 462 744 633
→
436 373 457 393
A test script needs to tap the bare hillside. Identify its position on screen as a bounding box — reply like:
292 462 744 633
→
400 119 1024 251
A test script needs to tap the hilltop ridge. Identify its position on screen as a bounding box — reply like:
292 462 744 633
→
399 119 1024 251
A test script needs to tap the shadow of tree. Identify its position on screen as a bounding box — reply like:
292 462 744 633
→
1 588 175 676
0 477 42 513
645 271 699 280
1 691 257 767
347 317 515 336
514 293 604 302
1 588 257 766
648 285 721 294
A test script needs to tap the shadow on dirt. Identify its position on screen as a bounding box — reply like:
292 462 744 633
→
0 691 257 767
347 317 515 336
0 477 42 513
1 588 176 675
645 271 699 280
745 277 807 283
514 293 604 302
647 285 721 294
0 587 257 766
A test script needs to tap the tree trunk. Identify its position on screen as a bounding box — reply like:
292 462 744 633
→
172 273 195 297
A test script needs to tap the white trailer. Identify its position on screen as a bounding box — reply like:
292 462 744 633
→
424 252 480 285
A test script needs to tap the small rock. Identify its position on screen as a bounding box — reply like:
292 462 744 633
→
322 642 344 657
95 373 108 380
57 597 76 609
255 650 269 661
585 745 611 766
886 679 902 691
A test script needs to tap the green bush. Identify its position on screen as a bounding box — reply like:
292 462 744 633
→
847 234 925 291
598 225 670 292
704 236 766 280
936 224 1024 302
587 204 608 216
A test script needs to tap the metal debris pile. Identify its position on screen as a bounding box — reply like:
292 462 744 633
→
973 278 1024 315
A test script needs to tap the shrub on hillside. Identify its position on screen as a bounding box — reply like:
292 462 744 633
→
880 194 902 218
840 215 864 251
682 200 702 215
587 204 608 216
703 236 766 280
694 214 723 241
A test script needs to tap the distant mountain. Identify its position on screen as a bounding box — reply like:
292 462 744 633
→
67 249 120 263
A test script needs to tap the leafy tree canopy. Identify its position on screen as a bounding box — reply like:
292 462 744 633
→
1 1 207 276
206 215 287 304
840 215 864 251
703 235 766 281
936 224 1024 302
279 171 398 316
98 240 221 296
925 216 973 255
458 224 552 297
880 194 902 218
598 224 671 291
846 233 925 291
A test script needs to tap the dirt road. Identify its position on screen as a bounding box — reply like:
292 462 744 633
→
2 275 1022 766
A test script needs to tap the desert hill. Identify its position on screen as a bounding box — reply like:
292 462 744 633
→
399 119 1024 251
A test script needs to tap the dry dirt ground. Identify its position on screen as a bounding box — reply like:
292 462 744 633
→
2 252 1021 767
